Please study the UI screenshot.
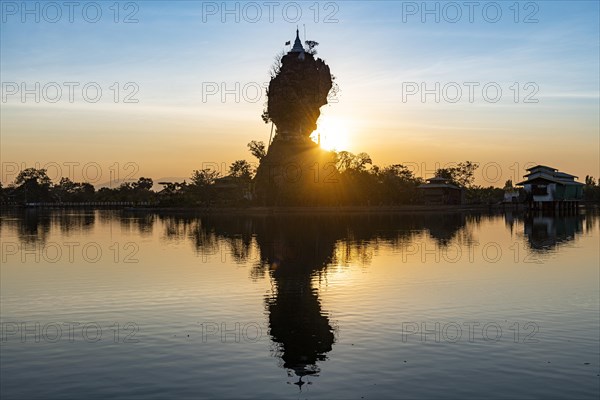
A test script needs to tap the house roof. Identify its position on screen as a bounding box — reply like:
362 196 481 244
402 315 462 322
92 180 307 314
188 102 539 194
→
516 174 584 186
419 176 460 189
418 183 460 190
518 166 583 186
418 183 461 190
554 171 578 179
427 176 448 182
525 165 557 172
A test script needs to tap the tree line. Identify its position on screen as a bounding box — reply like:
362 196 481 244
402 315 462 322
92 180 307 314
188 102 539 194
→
2 142 599 206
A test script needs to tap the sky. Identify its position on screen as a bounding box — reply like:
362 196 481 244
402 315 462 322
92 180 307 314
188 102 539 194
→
1 0 599 187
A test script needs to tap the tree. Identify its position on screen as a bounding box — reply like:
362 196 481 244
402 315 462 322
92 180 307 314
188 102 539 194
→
268 50 285 79
191 169 221 187
133 177 153 191
453 161 479 187
189 169 221 206
53 177 95 202
351 152 373 172
382 164 420 182
79 183 95 198
124 177 154 203
334 151 373 173
335 151 354 172
261 110 271 124
14 168 52 202
435 161 479 188
15 168 51 186
229 160 253 180
329 74 340 102
305 40 319 55
54 177 77 200
584 175 599 202
435 168 455 182
377 164 423 204
160 181 186 194
157 181 188 206
585 175 596 186
247 140 267 161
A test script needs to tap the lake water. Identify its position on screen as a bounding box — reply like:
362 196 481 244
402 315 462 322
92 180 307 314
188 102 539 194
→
1 209 599 399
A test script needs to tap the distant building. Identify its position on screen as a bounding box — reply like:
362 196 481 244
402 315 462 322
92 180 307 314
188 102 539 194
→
516 165 583 211
214 176 253 202
418 177 463 205
503 189 520 203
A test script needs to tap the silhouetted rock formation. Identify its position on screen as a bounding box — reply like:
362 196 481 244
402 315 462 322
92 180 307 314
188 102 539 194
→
254 30 340 205
267 37 332 138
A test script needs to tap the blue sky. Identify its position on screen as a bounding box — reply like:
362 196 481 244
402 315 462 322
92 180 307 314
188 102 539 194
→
1 1 599 184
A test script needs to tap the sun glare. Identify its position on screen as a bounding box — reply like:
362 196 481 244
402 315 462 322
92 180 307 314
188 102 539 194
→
311 117 351 151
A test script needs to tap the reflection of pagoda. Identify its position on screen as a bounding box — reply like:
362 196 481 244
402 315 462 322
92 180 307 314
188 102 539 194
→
157 213 474 387
256 217 337 383
267 269 333 381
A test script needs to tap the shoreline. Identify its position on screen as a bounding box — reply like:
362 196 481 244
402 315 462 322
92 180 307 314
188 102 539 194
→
4 203 596 216
4 203 587 215
126 204 502 215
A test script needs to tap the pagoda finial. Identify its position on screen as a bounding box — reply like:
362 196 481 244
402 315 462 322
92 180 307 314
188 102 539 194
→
290 27 304 53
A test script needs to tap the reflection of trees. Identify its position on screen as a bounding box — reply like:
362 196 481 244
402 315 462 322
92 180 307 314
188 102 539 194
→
52 212 95 235
422 213 473 246
158 215 254 264
120 212 155 236
2 209 96 246
5 210 476 388
8 209 51 245
584 209 597 234
333 239 376 266
158 212 474 386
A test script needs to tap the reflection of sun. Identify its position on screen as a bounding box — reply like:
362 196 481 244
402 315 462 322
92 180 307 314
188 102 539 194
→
311 116 350 151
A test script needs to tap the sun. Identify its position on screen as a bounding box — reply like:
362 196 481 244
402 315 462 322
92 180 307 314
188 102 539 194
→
311 116 351 151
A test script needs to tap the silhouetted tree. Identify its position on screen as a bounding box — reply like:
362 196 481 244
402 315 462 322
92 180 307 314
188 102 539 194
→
133 177 153 191
352 152 373 172
229 160 253 180
585 175 596 186
584 175 600 202
305 40 319 55
377 164 424 204
53 177 95 202
268 50 285 80
14 168 52 202
188 169 221 205
435 161 479 188
248 141 267 160
466 186 504 204
191 169 220 187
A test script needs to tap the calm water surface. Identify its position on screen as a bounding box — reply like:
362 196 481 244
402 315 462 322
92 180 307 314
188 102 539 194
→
1 210 599 399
